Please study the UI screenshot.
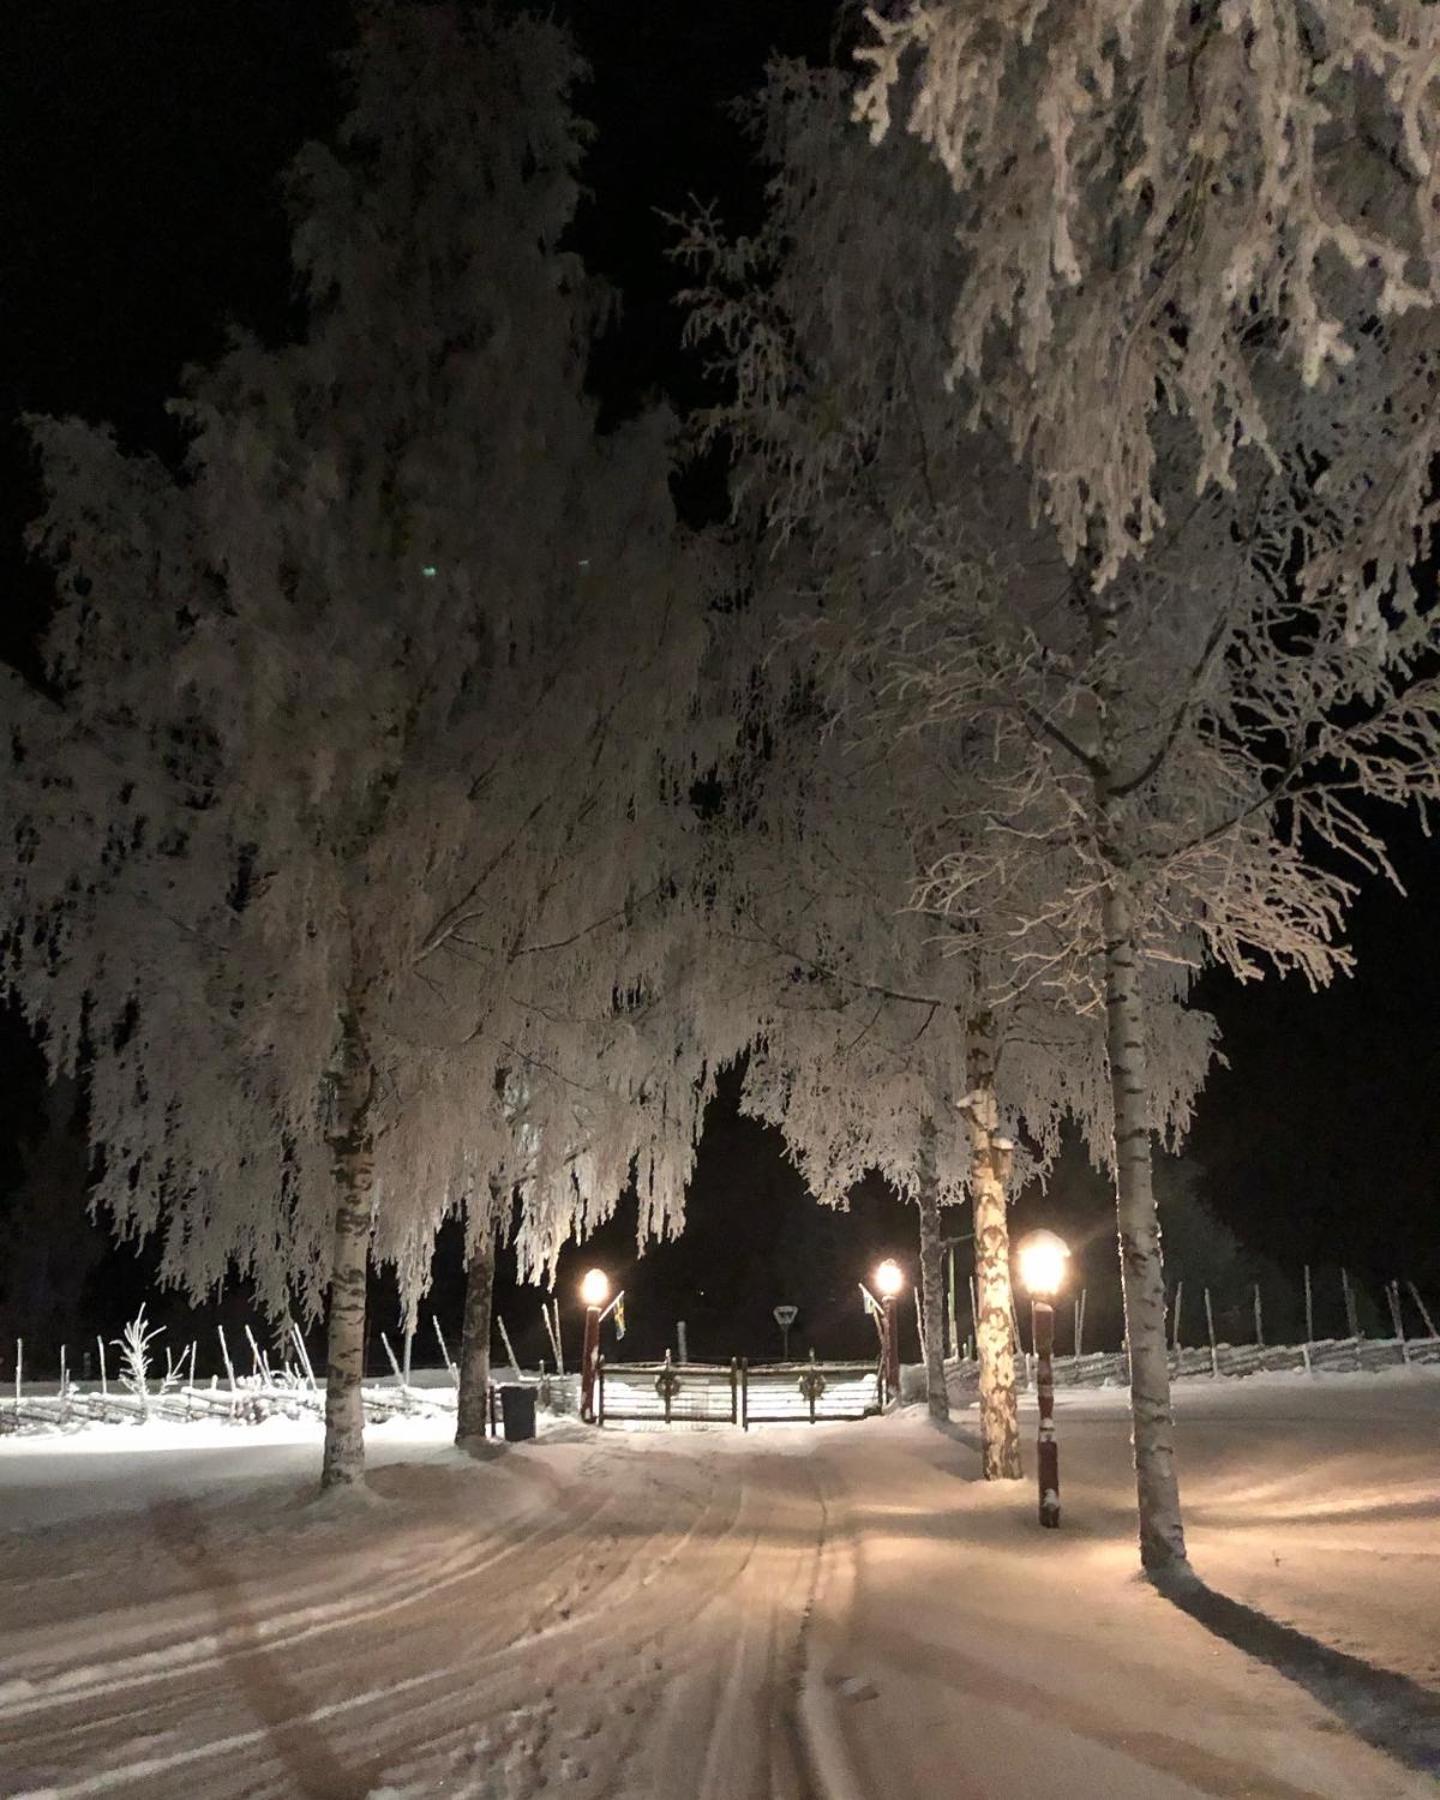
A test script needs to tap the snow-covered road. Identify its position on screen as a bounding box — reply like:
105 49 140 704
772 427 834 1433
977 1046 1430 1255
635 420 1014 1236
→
2 1373 1437 1799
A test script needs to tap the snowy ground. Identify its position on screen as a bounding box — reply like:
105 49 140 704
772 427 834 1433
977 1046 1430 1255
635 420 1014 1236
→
1 1371 1437 1799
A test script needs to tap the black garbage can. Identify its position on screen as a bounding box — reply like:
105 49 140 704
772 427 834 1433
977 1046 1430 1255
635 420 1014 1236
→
499 1383 537 1442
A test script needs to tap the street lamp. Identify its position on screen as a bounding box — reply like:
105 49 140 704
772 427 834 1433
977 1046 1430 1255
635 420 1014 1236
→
1015 1230 1069 1529
579 1267 609 1423
874 1258 904 1403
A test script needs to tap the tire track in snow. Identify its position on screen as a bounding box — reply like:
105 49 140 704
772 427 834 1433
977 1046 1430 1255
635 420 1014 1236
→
0 1456 614 1728
3 1430 857 1800
0 1460 569 1693
561 1438 836 1800
333 1433 799 1800
349 1437 751 1797
4 1436 745 1798
788 1442 868 1800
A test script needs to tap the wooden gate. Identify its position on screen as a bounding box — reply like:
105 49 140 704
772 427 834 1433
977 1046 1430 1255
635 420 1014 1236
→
596 1353 884 1428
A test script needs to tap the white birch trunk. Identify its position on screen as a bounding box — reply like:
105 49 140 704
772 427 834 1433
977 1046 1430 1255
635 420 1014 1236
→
1086 570 1189 1573
321 1010 374 1490
456 1188 499 1445
916 1115 950 1422
963 1017 1021 1479
1100 877 1188 1570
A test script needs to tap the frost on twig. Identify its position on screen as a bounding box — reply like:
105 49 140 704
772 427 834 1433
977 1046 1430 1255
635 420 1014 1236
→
854 1 1440 605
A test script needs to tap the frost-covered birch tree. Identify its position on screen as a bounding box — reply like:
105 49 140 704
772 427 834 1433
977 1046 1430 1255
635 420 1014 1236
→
709 702 988 1428
848 12 1440 1568
680 61 1440 1572
449 981 737 1446
699 575 1210 1473
4 6 710 1487
676 68 1211 1485
855 0 1440 599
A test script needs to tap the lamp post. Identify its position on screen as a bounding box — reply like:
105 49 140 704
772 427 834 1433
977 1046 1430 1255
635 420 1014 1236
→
579 1267 609 1424
1015 1230 1070 1528
874 1258 905 1403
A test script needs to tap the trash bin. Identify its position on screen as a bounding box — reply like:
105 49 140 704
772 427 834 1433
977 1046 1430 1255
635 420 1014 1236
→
499 1383 537 1443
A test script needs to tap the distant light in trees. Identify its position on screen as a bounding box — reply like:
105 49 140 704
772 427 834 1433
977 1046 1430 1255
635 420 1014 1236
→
421 564 438 578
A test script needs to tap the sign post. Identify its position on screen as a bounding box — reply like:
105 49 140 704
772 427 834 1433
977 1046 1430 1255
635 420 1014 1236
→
773 1304 798 1361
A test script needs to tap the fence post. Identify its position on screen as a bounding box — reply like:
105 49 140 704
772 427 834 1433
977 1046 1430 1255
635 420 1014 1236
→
1253 1283 1264 1349
1204 1288 1219 1379
1171 1280 1183 1355
432 1316 459 1389
496 1312 522 1384
1076 1288 1086 1360
1386 1283 1411 1365
1296 1267 1310 1375
947 1246 959 1360
290 1322 317 1391
1407 1280 1439 1340
540 1301 562 1376
729 1357 739 1425
1341 1267 1361 1344
216 1325 236 1414
379 1331 405 1389
597 1355 606 1428
741 1357 749 1431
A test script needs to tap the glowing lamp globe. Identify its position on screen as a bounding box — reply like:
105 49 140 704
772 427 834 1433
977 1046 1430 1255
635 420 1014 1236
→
874 1258 905 1300
1015 1230 1070 1301
580 1268 610 1309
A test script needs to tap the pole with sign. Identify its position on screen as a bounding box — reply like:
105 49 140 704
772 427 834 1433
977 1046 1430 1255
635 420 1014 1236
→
773 1304 798 1361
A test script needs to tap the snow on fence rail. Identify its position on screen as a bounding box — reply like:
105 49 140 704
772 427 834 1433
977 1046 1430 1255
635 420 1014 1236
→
0 1304 591 1437
0 1374 457 1436
743 1359 881 1425
0 1369 558 1439
943 1332 1440 1401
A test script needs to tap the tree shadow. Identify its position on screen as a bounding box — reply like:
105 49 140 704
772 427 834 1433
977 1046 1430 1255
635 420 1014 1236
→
1153 1566 1440 1780
925 1414 985 1458
863 1618 1335 1800
148 1497 381 1798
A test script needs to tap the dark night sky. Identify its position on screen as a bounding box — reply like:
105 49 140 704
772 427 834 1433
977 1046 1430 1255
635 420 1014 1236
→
2 1 1436 1376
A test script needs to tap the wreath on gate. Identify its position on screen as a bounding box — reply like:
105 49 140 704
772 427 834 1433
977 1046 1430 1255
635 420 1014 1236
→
798 1357 827 1405
654 1362 682 1403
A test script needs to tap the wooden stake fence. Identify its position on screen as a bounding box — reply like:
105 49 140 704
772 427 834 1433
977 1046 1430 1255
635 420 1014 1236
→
1204 1288 1219 1379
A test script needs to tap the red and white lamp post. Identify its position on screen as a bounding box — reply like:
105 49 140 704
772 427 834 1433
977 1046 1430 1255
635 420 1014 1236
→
1015 1229 1070 1529
579 1266 609 1424
874 1258 905 1404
